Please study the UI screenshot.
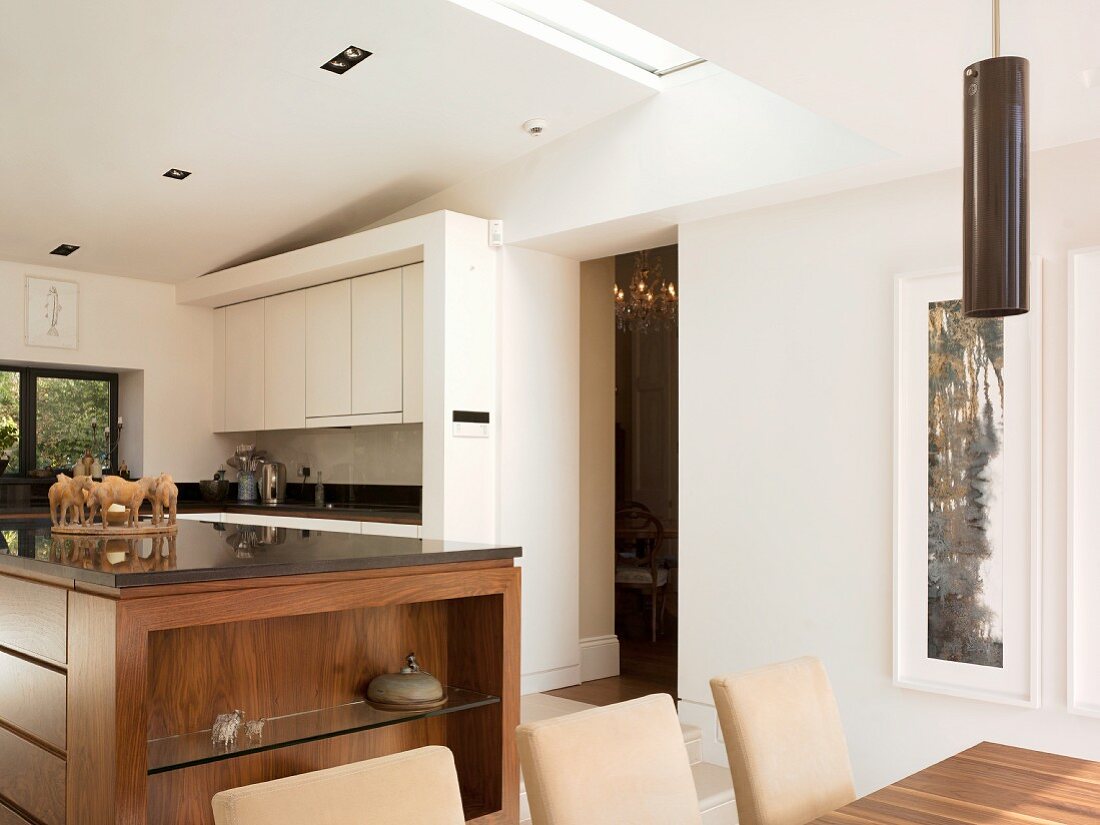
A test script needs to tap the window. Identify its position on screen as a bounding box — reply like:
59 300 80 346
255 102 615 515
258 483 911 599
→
492 0 703 76
0 370 18 475
0 366 118 478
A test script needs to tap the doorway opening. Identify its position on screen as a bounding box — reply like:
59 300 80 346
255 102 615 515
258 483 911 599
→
614 244 678 697
550 243 678 708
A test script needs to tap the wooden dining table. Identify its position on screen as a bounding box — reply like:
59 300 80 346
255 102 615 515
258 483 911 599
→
811 741 1100 824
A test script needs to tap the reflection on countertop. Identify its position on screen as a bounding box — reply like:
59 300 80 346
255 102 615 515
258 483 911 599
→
0 519 518 588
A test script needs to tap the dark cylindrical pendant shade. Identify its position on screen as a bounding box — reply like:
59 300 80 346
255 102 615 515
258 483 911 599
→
963 55 1029 318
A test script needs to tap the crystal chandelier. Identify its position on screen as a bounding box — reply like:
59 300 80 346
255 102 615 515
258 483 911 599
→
614 250 678 333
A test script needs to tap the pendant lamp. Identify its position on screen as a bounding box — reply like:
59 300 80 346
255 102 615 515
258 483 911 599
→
963 0 1029 318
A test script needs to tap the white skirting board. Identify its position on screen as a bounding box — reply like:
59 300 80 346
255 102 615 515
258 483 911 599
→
579 635 620 682
521 664 582 695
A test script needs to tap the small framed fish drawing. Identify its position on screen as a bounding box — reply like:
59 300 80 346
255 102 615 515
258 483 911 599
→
25 275 79 349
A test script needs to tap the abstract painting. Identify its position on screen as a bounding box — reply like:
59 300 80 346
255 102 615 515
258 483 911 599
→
25 275 78 349
926 299 1003 668
894 265 1041 706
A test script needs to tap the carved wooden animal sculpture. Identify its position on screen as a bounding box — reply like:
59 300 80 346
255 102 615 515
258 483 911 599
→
48 474 94 526
131 476 161 525
153 473 179 526
87 476 145 529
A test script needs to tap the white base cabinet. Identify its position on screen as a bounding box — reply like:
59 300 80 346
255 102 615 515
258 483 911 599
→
174 511 420 538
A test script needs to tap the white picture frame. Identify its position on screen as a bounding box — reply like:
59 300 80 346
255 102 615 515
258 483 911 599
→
893 262 1042 707
1068 246 1100 716
25 275 79 349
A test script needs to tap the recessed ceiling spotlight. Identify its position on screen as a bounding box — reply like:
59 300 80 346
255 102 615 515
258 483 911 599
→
50 244 79 256
163 168 192 180
321 45 372 75
522 117 549 136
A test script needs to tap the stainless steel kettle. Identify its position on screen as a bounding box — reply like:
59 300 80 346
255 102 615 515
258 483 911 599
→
259 462 287 505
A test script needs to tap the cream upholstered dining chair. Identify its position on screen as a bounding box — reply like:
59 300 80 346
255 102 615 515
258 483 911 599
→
516 693 701 825
210 746 465 825
710 656 856 825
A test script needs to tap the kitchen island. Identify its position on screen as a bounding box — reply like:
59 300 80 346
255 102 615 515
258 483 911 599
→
0 519 520 825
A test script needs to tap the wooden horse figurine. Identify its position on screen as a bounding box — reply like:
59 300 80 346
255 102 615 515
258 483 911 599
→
87 476 146 529
153 473 179 526
48 474 94 526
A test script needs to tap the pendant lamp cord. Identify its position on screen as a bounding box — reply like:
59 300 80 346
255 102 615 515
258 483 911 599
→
992 0 1001 57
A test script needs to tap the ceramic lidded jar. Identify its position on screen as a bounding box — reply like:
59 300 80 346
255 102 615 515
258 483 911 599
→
366 653 446 711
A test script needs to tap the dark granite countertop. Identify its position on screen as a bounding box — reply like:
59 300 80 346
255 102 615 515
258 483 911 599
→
0 480 422 524
175 500 421 524
0 519 519 589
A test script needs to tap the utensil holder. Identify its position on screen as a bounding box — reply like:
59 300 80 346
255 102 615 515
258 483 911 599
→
237 470 258 503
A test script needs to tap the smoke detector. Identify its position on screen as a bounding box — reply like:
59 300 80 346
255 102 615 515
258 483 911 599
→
522 117 549 136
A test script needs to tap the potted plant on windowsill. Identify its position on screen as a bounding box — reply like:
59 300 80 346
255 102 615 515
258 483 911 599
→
0 415 16 476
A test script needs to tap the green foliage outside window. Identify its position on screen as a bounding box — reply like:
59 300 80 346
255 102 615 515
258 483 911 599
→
35 376 110 471
0 371 18 474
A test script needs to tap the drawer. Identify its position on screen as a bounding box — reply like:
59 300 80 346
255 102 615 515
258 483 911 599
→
175 511 224 523
0 802 31 825
0 576 67 665
0 726 65 825
0 649 66 750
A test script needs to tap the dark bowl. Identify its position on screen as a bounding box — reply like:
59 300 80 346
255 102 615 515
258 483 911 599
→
199 479 230 503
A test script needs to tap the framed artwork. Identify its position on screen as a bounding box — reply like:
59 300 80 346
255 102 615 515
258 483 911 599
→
1068 247 1100 716
893 263 1041 707
25 275 79 349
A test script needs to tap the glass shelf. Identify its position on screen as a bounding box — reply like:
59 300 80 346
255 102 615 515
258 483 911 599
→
147 686 499 775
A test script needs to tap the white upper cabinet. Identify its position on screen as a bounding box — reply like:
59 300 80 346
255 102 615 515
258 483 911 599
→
264 290 307 430
224 299 266 432
305 280 352 419
212 307 226 433
352 268 403 416
402 263 424 424
213 263 424 432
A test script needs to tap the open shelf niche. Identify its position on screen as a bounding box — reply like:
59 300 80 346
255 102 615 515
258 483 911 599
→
144 594 505 822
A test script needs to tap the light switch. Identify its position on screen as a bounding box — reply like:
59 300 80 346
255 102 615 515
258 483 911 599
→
452 410 490 438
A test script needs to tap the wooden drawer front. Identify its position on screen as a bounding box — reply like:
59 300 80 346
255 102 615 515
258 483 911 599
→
0 801 31 825
0 576 67 665
0 726 65 825
0 649 65 750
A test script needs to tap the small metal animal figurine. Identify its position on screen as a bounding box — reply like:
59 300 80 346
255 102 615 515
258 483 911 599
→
211 710 245 751
244 718 266 743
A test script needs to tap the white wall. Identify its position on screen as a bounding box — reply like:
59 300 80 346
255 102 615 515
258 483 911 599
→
0 259 233 480
498 246 582 693
678 137 1100 794
374 69 886 261
253 425 422 486
578 257 619 681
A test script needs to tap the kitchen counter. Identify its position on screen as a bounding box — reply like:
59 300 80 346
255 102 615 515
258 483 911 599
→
175 499 421 524
0 501 421 525
0 518 515 588
0 479 423 524
0 518 520 824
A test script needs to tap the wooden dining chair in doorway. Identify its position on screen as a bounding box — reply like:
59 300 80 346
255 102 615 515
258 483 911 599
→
614 506 668 642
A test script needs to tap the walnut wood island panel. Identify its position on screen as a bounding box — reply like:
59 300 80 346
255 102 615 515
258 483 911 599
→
0 520 521 825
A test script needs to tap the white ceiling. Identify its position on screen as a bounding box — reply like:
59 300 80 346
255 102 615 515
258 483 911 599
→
5 0 1098 282
590 0 1100 178
0 0 653 282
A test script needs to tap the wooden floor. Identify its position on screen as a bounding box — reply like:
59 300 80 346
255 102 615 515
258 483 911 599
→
547 632 677 707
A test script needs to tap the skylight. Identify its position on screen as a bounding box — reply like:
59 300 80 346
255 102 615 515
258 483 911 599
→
493 0 703 76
